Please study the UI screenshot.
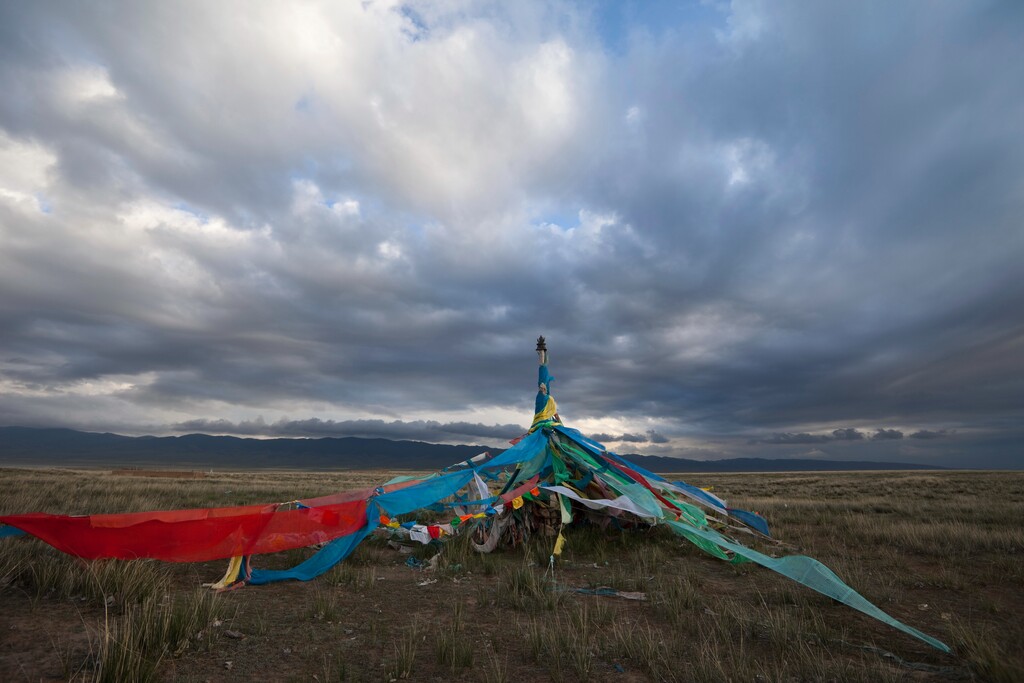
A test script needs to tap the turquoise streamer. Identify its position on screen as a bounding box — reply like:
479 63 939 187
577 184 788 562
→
248 524 375 584
666 520 950 653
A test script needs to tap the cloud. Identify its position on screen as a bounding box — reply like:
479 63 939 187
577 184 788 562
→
754 427 903 445
647 431 669 444
617 432 648 443
758 432 832 445
909 429 951 440
586 430 672 445
0 2 1021 468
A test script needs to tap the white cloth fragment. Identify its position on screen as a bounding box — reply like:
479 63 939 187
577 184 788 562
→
540 485 660 521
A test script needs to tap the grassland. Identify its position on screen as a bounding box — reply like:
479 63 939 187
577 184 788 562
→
1 467 1021 682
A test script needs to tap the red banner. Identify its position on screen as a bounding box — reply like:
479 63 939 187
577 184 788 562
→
1 496 369 562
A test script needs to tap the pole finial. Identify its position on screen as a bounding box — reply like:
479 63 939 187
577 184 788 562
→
536 336 548 365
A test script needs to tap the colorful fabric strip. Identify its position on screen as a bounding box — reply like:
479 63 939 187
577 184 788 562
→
0 498 368 562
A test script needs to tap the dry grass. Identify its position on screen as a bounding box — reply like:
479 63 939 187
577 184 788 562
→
1 467 1022 681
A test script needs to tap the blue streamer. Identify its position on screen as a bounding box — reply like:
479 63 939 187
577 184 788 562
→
248 501 383 584
376 471 475 516
535 365 554 413
571 469 594 490
553 425 607 455
726 507 771 536
248 526 374 584
668 480 725 510
477 430 547 471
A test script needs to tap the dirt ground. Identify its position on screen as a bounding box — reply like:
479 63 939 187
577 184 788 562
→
1 468 1022 682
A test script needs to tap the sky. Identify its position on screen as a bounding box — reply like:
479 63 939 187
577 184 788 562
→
0 1 1021 468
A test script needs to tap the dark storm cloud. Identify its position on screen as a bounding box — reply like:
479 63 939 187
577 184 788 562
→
758 433 832 445
910 430 951 440
647 431 669 444
754 427 905 445
0 2 1021 467
587 430 670 445
831 429 865 441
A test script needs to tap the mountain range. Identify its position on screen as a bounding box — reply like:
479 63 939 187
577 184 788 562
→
0 426 943 472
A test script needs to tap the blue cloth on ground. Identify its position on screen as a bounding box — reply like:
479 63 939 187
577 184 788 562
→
247 500 388 585
248 525 374 584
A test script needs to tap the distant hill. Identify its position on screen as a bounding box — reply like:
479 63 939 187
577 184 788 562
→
0 426 943 472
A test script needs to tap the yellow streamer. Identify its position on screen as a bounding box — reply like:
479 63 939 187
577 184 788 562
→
205 555 243 590
531 395 559 426
553 530 567 556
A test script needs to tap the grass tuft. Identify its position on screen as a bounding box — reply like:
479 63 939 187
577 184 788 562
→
952 620 1024 683
309 585 341 621
497 564 565 611
88 588 220 682
387 620 420 680
433 603 474 672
